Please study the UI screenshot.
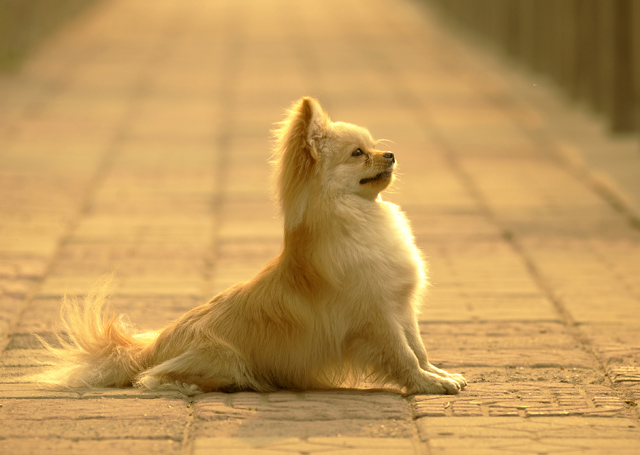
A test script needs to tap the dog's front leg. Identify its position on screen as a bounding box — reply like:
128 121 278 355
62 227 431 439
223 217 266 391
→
403 313 429 368
403 312 467 390
348 321 461 395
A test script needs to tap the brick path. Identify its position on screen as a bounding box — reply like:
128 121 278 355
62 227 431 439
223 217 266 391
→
1 0 639 453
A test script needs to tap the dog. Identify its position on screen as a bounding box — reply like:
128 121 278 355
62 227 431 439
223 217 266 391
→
34 97 466 395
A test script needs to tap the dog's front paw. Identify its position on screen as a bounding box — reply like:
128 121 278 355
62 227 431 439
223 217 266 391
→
425 364 467 390
448 373 467 389
405 372 461 396
437 376 462 395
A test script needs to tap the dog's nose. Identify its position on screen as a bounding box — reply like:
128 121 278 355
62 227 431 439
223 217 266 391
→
383 152 395 163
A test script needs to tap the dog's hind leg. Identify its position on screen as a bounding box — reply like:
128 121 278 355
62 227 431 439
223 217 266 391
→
136 344 263 394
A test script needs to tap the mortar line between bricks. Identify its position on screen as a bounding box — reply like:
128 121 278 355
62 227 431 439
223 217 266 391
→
180 396 196 455
412 437 430 455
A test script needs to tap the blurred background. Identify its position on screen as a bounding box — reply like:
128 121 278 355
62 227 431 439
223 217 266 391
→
0 0 98 71
425 0 640 135
2 0 638 136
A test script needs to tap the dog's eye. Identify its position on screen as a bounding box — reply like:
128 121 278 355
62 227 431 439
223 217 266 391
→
352 148 363 157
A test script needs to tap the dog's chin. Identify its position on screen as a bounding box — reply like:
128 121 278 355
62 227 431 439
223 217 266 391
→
359 170 393 185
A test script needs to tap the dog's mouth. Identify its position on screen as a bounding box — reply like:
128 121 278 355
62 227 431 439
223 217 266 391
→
359 169 393 185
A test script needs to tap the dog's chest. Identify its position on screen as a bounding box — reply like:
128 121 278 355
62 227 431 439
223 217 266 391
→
336 201 424 291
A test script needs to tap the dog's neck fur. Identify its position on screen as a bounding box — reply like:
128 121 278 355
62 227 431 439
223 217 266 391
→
281 190 392 291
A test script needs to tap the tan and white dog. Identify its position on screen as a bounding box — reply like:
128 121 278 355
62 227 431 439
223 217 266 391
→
36 97 466 395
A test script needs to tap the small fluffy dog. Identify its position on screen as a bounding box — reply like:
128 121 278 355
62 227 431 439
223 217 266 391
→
36 97 466 395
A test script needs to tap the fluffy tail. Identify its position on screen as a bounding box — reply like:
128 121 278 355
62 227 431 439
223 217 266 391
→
32 278 154 389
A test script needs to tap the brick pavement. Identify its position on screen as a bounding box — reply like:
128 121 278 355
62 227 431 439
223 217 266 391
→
1 0 639 453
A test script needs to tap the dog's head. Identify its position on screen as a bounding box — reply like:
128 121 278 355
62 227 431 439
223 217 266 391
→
273 97 395 228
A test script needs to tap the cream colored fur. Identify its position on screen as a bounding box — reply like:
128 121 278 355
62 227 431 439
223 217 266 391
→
34 97 466 395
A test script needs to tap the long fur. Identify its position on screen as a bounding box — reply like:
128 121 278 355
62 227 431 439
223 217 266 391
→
33 97 466 396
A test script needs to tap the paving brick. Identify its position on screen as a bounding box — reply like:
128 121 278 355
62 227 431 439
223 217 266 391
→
0 397 187 419
0 257 49 280
190 391 414 440
0 418 185 441
191 420 414 441
428 437 640 455
412 382 628 418
419 322 596 369
0 383 80 398
0 439 182 455
0 397 189 440
417 416 640 453
194 391 410 422
193 437 418 455
463 365 605 386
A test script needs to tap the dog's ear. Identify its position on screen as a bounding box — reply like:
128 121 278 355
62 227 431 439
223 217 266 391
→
304 98 329 158
272 97 329 229
280 97 328 160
